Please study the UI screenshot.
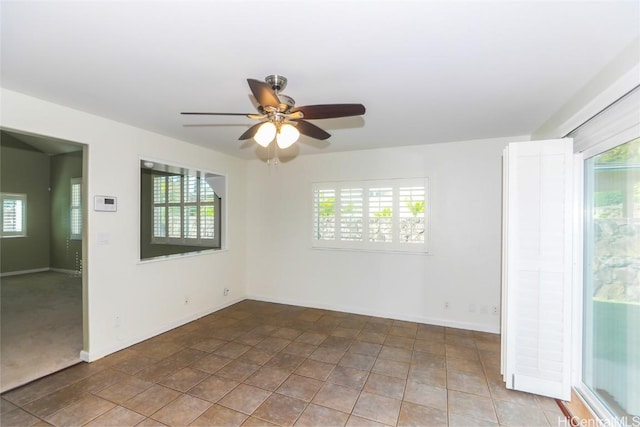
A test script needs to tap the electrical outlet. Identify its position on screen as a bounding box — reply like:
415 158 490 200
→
223 288 230 296
444 301 450 309
184 295 189 305
492 305 499 315
114 315 121 328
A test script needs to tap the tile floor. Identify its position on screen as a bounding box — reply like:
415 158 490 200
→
1 300 567 426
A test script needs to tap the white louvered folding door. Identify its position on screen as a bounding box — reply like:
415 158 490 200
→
501 139 573 401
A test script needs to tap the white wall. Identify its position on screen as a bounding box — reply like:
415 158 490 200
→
0 89 248 360
246 137 526 333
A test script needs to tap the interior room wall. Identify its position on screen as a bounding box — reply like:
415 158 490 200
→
50 150 83 272
0 133 51 274
245 137 525 333
1 88 249 360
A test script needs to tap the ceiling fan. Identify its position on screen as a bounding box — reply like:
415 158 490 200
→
181 75 366 149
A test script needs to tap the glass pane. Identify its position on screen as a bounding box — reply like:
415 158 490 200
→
200 178 215 202
368 187 393 242
167 175 181 203
2 199 23 233
153 206 166 237
184 175 198 203
399 186 425 243
200 205 215 239
340 188 363 241
583 137 640 420
153 176 166 203
184 206 197 239
167 206 181 238
314 188 335 240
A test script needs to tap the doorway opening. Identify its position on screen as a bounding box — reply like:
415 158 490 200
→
0 129 87 392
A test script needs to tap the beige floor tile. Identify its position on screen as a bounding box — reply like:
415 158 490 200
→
0 407 42 427
191 354 233 374
339 352 376 371
357 331 387 345
277 374 323 402
447 390 497 423
352 391 401 426
379 346 413 363
312 383 360 414
372 358 410 379
151 394 211 426
253 393 307 427
446 343 480 361
295 331 328 346
363 373 406 400
327 366 370 389
283 341 317 357
407 365 446 388
46 394 115 426
190 404 248 427
398 401 448 427
259 354 301 374
237 348 275 366
294 359 336 381
309 346 345 364
294 403 349 426
122 384 181 416
96 376 154 404
187 375 239 403
448 411 499 426
494 399 551 426
216 360 261 382
413 340 446 356
84 405 146 426
159 367 209 392
404 380 447 410
349 341 382 357
446 370 490 397
189 338 227 353
213 342 252 359
383 335 415 350
244 366 291 391
218 384 271 415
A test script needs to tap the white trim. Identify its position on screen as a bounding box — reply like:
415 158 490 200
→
0 267 49 277
248 293 500 334
80 295 245 362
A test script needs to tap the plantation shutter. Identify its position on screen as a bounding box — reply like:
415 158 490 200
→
501 138 573 400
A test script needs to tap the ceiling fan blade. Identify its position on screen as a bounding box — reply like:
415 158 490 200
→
247 79 280 108
181 112 254 116
294 120 331 140
238 122 263 140
290 104 365 120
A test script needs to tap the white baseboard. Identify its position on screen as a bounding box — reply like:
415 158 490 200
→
81 295 246 362
50 268 82 276
247 293 500 334
1 267 81 278
0 268 49 277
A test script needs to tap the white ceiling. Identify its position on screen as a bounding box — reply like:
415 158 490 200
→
1 1 638 160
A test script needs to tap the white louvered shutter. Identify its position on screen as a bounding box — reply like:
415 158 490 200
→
501 139 573 401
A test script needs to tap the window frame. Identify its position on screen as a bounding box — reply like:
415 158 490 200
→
312 178 428 253
151 172 221 248
1 192 27 238
70 177 82 240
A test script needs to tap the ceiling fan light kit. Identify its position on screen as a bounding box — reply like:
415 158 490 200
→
181 75 366 159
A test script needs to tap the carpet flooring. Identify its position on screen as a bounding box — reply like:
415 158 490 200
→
0 271 83 393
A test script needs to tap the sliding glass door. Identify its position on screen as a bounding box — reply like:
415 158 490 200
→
583 137 639 423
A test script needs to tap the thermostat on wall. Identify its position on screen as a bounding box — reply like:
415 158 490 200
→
94 195 117 212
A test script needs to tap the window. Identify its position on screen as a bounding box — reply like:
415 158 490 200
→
312 178 427 252
152 174 219 245
582 137 640 420
140 160 224 260
1 193 27 238
70 178 82 240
